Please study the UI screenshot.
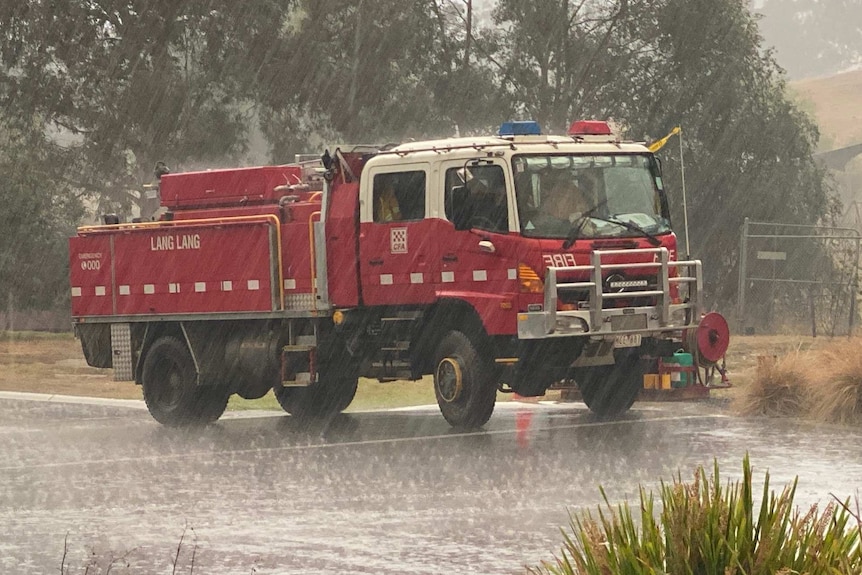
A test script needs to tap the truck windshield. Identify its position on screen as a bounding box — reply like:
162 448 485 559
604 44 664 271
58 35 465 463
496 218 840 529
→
512 154 670 240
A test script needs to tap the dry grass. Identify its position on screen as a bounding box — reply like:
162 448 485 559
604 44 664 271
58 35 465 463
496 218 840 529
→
807 340 862 425
734 337 862 424
734 352 812 417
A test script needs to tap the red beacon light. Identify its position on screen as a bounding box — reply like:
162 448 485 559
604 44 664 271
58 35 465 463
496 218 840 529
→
567 120 612 137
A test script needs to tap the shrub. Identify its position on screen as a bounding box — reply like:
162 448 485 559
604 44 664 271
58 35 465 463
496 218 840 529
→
734 352 811 417
530 456 862 574
808 339 862 425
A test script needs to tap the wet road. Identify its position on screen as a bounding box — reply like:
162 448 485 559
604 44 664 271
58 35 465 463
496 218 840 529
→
2 393 861 574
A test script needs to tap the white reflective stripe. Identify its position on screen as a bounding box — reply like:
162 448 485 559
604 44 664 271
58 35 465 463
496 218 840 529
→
222 280 233 291
508 268 517 280
410 273 423 284
380 274 393 285
473 270 487 282
143 284 155 294
169 283 180 294
247 279 260 291
119 285 130 296
71 287 82 297
283 279 296 290
94 286 106 296
195 282 206 292
441 271 454 283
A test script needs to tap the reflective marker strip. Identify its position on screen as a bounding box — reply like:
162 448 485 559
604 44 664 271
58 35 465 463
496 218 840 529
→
169 283 180 293
143 284 155 294
410 273 423 284
380 274 393 285
222 281 233 291
442 271 454 283
195 282 206 292
71 287 82 297
508 268 517 280
94 286 106 296
284 279 296 290
119 285 130 296
473 270 487 282
247 280 260 291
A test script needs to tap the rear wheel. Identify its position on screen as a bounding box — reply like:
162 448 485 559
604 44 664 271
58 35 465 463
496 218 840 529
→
273 336 360 419
142 336 221 426
575 352 642 417
274 377 358 418
433 330 497 429
193 387 230 423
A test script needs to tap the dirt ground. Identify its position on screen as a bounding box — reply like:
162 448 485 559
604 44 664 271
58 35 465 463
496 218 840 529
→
0 331 836 403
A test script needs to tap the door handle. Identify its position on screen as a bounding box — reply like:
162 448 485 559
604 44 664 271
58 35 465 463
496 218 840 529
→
369 258 384 266
442 254 458 262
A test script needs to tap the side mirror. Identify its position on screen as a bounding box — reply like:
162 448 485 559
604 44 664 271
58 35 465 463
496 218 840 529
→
448 185 472 230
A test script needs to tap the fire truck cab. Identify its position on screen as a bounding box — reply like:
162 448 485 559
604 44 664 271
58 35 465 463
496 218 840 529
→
70 120 729 428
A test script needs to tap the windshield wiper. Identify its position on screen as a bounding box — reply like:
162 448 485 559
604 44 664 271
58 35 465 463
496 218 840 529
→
562 209 663 249
561 200 606 249
595 215 663 246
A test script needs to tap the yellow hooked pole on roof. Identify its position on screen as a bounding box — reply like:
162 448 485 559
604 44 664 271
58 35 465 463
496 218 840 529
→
650 126 689 259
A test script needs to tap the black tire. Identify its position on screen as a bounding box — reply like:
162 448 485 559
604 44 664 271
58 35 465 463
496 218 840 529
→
574 352 642 417
273 377 358 419
433 330 497 429
142 336 219 426
192 386 230 424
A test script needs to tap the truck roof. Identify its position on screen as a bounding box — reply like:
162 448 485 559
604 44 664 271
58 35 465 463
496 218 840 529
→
375 134 651 163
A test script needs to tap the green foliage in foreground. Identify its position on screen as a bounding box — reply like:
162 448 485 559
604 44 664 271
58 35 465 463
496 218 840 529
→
531 456 862 575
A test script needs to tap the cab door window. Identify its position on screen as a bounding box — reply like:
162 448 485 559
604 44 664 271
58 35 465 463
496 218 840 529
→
444 164 508 233
373 171 426 223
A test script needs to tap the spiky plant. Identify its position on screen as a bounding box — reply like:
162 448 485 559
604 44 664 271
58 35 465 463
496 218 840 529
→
529 456 862 575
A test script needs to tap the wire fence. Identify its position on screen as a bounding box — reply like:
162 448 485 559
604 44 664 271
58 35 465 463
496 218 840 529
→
736 219 861 336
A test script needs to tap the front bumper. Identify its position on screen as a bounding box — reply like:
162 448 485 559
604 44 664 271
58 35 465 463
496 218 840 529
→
517 247 702 340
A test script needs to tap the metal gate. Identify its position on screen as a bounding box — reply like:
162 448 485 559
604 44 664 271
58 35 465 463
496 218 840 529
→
737 219 861 336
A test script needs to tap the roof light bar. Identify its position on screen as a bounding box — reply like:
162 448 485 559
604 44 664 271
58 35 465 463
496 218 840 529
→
499 121 542 137
568 120 612 136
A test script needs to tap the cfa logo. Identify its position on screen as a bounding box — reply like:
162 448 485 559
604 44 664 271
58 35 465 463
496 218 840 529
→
390 227 408 254
543 253 577 267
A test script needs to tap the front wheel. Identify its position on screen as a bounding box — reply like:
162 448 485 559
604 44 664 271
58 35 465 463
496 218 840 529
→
574 352 642 417
433 330 497 429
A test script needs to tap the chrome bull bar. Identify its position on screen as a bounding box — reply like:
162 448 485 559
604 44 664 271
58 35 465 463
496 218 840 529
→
517 247 703 340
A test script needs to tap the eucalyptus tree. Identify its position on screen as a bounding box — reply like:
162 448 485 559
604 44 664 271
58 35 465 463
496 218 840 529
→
0 0 287 218
0 117 83 312
491 0 831 306
256 0 505 158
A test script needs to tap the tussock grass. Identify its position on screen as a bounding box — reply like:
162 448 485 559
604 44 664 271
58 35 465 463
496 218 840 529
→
530 456 862 575
734 352 811 417
808 339 862 425
734 337 862 424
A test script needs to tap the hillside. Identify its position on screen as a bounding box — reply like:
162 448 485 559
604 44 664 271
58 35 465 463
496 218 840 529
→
790 69 862 150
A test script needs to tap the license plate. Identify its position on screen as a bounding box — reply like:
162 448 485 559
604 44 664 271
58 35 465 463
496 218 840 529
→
614 334 642 348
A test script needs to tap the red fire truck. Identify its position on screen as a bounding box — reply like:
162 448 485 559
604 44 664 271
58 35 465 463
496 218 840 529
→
69 120 729 428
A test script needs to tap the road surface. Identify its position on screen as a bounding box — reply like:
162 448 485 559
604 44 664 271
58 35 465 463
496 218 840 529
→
1 392 860 574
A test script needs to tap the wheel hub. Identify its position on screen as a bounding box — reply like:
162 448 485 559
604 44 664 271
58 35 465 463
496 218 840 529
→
436 357 463 403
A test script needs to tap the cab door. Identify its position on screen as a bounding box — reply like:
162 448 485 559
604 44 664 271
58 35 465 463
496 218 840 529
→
433 159 523 335
359 163 437 306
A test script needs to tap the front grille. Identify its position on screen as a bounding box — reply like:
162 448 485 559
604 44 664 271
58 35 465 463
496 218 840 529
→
557 275 658 308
